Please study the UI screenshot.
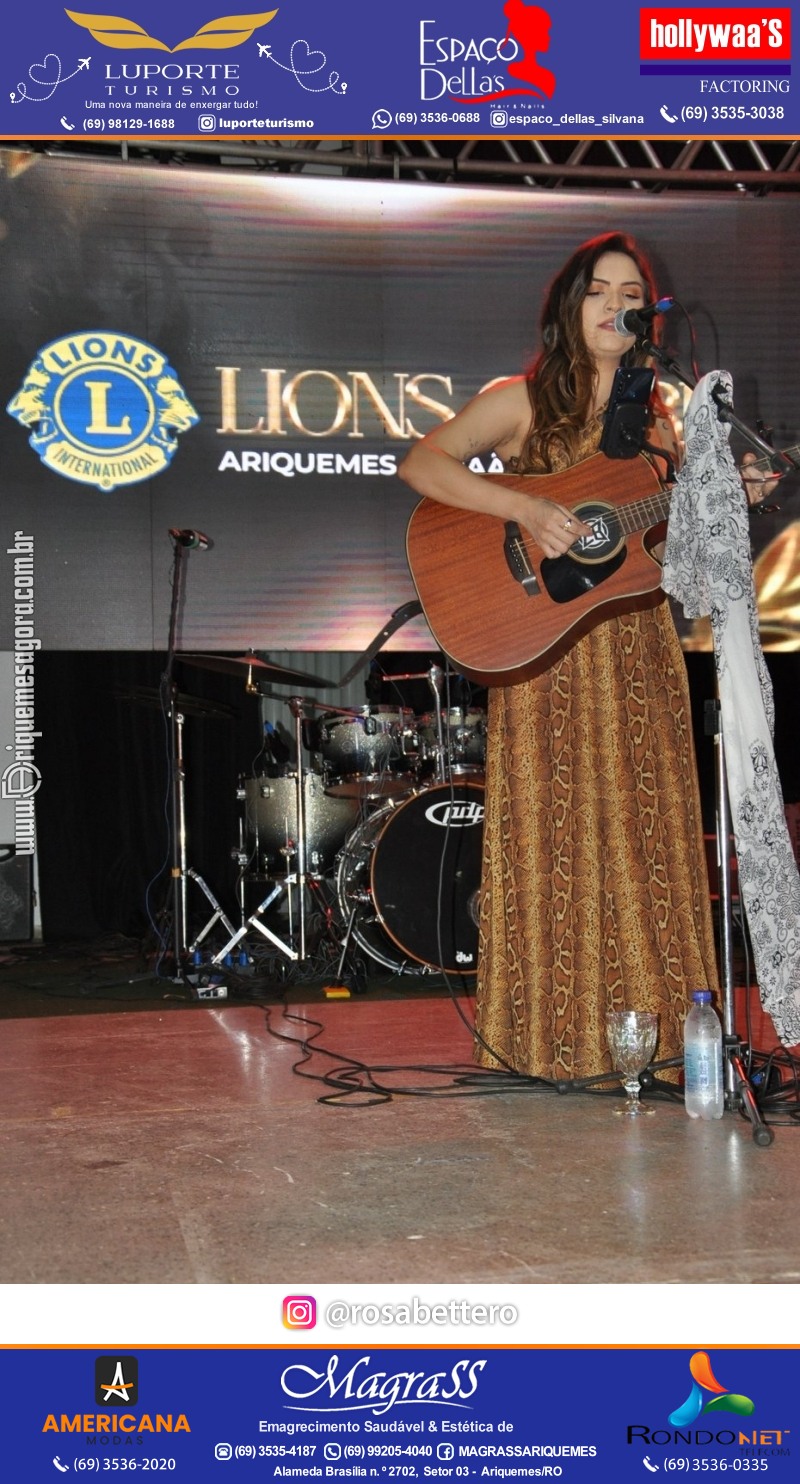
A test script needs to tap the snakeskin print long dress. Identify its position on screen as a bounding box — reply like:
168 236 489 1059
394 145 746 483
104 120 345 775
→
474 427 719 1082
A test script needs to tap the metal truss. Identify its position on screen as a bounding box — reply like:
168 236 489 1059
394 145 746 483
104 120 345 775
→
3 136 800 193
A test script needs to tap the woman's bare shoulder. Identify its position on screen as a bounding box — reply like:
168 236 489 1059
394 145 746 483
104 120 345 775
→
430 374 530 456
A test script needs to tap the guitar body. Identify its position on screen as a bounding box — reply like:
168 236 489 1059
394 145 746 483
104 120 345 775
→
405 451 669 686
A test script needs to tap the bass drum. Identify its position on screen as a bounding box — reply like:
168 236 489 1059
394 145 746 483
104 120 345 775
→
336 782 484 974
244 773 359 877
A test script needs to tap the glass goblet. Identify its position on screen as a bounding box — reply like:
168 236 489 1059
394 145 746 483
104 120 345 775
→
605 1010 658 1117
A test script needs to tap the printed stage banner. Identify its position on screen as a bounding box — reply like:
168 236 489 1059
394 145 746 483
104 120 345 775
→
1 1 796 139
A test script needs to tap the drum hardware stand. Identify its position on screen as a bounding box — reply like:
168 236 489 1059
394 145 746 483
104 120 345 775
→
321 904 359 999
208 695 313 969
389 663 448 783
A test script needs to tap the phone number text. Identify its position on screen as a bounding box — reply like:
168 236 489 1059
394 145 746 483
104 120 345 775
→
663 1461 770 1472
83 118 176 129
394 113 480 124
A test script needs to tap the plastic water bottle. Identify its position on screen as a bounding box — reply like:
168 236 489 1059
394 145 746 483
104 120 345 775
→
684 990 724 1120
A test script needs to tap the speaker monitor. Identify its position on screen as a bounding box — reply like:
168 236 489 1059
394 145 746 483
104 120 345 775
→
0 847 33 941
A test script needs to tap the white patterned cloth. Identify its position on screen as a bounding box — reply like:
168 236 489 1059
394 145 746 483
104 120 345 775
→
661 370 800 1047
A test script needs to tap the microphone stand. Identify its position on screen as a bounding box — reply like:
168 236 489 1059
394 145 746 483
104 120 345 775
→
639 337 780 1143
163 537 187 971
161 535 236 983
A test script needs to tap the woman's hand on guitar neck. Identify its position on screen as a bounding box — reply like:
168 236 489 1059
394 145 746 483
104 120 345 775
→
741 451 781 506
520 495 594 560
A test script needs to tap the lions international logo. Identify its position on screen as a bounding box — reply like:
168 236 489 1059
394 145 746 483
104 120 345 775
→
7 332 199 491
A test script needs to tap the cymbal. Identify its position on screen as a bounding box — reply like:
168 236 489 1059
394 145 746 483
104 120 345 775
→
112 685 237 720
177 652 332 688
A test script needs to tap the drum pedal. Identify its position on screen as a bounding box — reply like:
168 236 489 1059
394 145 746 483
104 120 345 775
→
322 983 351 999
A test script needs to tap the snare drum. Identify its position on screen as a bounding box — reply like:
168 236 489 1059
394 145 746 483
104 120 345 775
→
244 772 358 876
336 782 485 974
320 706 417 800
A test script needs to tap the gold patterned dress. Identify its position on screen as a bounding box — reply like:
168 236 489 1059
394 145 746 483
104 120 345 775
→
475 427 720 1082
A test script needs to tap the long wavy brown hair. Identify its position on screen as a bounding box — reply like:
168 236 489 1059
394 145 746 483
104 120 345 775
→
519 232 663 472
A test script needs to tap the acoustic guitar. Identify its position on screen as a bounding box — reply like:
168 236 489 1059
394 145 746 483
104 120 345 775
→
405 450 674 687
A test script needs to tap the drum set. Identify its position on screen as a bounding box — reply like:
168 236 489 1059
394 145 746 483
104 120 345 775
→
232 670 488 978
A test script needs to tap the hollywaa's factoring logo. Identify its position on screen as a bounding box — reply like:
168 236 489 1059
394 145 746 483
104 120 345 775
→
639 8 791 62
7 332 199 491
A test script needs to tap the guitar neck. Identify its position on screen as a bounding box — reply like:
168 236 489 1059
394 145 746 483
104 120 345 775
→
613 486 671 536
489 466 672 539
752 442 800 475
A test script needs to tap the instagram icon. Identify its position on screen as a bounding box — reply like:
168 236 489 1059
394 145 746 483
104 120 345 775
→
283 1295 317 1329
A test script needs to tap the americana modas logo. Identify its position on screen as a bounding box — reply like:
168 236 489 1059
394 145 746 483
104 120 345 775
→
7 331 199 491
95 1355 139 1406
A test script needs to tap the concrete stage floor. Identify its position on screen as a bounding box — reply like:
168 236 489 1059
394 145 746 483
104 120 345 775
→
1 942 799 1287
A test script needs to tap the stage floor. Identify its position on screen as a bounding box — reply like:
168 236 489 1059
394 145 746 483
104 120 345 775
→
1 941 799 1286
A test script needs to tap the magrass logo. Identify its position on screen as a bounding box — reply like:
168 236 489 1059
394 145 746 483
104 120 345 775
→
7 332 199 491
95 1355 139 1406
668 1351 755 1427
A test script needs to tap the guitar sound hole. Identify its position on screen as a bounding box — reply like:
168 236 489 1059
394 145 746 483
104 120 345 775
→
540 544 627 604
569 502 624 563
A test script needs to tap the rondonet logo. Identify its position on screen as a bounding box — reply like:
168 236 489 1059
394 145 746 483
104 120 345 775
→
7 332 199 491
640 8 791 61
667 1352 754 1427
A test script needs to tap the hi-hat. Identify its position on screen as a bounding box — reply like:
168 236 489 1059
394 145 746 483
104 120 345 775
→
177 651 332 688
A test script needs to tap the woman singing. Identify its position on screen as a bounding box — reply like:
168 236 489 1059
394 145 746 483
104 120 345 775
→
400 231 742 1083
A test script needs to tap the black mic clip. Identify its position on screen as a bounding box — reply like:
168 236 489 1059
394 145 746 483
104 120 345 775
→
169 528 210 550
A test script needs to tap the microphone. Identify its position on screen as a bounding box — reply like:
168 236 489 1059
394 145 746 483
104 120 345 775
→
169 528 210 549
613 296 675 337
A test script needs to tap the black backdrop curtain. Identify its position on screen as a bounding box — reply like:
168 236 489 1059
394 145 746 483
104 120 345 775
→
36 652 263 941
34 651 800 943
